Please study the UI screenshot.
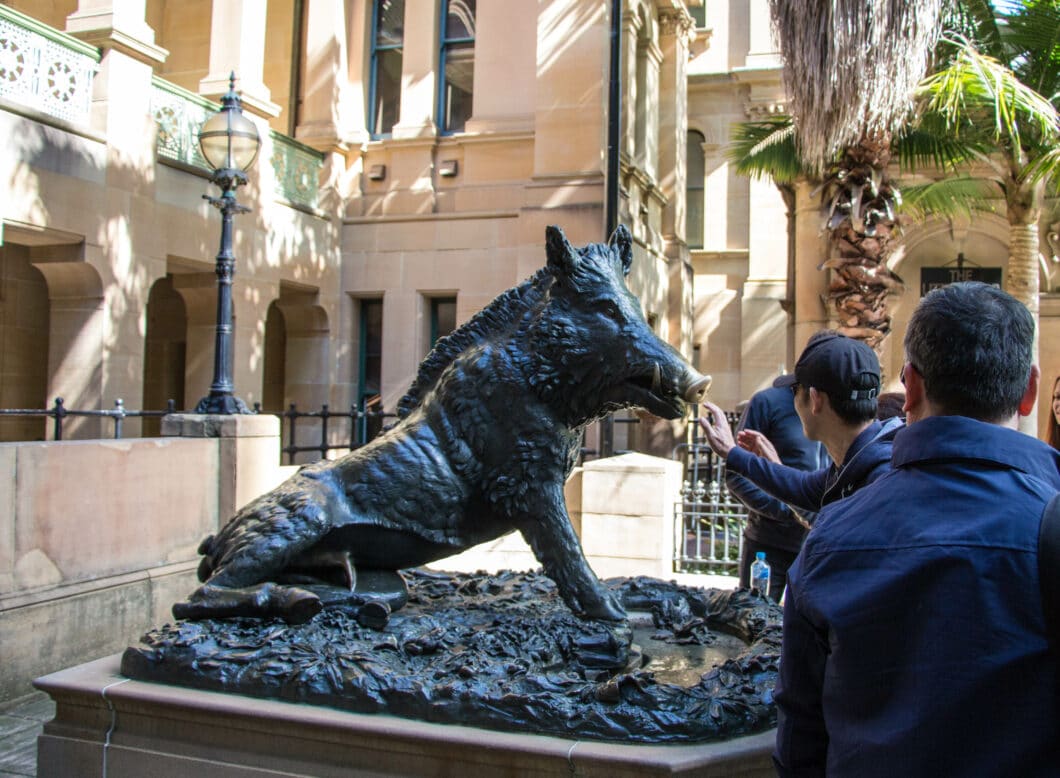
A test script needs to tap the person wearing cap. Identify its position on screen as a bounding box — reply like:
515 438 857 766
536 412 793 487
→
773 283 1060 775
723 383 828 603
698 331 903 516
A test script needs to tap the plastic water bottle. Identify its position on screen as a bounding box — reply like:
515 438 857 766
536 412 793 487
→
750 551 771 599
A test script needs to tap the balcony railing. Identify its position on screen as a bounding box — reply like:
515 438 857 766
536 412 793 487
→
0 4 99 127
150 77 214 172
150 78 323 210
270 131 323 210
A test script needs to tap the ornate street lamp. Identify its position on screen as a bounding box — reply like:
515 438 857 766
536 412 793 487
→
194 73 261 414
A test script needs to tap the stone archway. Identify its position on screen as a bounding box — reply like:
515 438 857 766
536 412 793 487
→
0 244 51 441
142 275 188 436
29 251 105 440
880 216 1010 391
266 287 330 463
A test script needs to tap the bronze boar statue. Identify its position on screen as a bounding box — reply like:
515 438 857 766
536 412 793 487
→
172 225 710 626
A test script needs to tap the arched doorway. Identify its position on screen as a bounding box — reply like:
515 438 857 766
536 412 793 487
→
0 245 50 441
142 275 188 436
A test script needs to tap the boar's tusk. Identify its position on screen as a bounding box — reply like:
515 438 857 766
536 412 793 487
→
651 363 662 394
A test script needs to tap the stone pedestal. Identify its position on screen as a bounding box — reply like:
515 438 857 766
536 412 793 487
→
162 413 285 516
579 453 684 580
35 655 776 777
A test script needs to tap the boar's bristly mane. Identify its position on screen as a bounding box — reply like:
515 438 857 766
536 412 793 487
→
396 267 552 419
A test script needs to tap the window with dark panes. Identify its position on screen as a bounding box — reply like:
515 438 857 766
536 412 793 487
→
358 299 384 442
687 130 705 249
439 0 475 133
430 297 456 347
370 0 404 138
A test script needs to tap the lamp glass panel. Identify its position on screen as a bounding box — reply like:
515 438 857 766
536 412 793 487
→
199 109 260 171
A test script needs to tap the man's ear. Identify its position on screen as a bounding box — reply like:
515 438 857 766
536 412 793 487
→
1018 364 1041 417
808 387 826 416
902 363 926 422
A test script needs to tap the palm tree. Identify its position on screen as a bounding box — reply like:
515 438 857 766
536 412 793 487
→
760 0 950 348
735 2 1059 352
915 0 1060 316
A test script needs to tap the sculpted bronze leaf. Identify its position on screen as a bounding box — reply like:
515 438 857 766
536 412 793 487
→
172 225 710 626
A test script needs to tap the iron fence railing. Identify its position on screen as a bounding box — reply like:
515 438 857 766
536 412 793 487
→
672 409 749 575
256 403 397 465
0 398 176 441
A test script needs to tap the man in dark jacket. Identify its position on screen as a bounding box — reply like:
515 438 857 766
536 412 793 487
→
774 283 1060 775
725 385 827 602
699 332 901 515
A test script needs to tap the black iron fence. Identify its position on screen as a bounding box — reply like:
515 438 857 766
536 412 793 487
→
0 397 177 441
255 403 397 465
672 409 748 575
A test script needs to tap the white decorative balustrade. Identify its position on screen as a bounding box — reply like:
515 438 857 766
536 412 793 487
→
0 4 99 127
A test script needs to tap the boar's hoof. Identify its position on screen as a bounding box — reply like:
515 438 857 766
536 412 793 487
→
582 592 627 623
356 599 392 630
277 587 325 625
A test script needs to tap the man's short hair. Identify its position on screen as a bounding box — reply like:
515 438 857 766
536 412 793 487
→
904 282 1033 422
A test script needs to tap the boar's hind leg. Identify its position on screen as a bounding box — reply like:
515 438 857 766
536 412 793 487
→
518 493 626 623
173 582 322 625
174 492 334 624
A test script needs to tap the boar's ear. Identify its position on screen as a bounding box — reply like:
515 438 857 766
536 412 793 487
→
545 225 580 277
610 224 633 276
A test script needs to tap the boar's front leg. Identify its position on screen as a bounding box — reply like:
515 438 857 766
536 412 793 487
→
518 486 626 623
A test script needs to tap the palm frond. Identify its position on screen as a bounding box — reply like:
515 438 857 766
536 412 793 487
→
726 117 803 183
998 0 1060 102
899 176 1003 222
893 112 991 172
919 38 1060 152
1023 145 1060 187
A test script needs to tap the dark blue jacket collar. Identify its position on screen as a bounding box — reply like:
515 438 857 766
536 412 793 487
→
822 417 904 503
893 415 1060 486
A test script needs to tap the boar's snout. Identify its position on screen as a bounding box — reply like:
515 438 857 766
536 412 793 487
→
683 373 712 405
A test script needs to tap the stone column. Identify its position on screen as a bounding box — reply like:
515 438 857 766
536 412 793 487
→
198 0 281 118
578 453 683 580
65 0 167 64
792 179 831 354
463 0 535 134
657 6 695 364
392 0 439 139
296 0 361 149
744 0 780 69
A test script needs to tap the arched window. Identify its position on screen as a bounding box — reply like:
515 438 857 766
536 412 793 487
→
686 130 705 249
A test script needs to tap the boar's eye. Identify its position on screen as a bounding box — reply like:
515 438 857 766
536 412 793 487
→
595 299 623 323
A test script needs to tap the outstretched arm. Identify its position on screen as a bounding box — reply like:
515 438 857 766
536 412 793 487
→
726 446 831 514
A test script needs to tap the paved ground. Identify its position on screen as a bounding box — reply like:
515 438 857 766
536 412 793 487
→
0 693 53 778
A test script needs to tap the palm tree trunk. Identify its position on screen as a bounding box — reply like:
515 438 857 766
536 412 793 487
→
1006 181 1043 434
822 136 904 350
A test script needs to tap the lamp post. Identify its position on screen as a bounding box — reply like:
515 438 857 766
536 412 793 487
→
194 72 261 414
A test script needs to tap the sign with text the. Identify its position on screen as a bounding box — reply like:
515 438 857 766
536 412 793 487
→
920 266 1002 296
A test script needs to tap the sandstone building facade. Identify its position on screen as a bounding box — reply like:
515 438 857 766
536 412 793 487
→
2 0 1057 450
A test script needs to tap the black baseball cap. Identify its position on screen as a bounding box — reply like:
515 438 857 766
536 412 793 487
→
773 333 880 401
